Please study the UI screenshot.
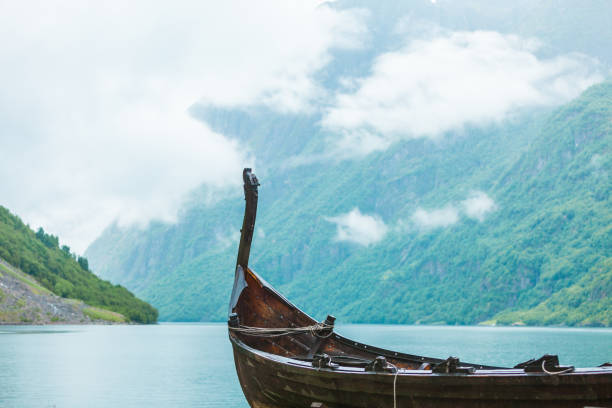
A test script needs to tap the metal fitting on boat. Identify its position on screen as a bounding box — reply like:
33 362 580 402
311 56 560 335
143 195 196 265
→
514 354 574 374
432 357 475 374
312 353 338 369
365 356 396 373
228 313 240 328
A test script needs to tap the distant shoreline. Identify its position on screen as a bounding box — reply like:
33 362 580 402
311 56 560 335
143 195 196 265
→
153 321 612 329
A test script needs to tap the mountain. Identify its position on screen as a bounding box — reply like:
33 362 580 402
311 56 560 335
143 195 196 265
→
0 206 158 323
86 80 611 326
86 1 612 325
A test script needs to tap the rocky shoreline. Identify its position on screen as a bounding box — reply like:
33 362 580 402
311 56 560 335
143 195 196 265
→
0 258 126 324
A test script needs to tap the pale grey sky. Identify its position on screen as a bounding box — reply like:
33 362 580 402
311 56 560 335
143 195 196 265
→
0 1 366 252
0 1 603 253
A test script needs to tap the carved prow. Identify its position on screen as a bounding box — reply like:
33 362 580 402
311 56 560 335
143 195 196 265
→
236 168 259 269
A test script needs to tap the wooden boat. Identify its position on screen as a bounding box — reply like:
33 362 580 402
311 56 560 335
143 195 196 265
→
228 168 612 408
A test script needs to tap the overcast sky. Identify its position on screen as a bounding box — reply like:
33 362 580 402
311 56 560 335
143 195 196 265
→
0 1 604 253
0 1 366 252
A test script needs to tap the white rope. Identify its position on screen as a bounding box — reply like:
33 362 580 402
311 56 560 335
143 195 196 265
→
541 360 574 375
388 363 399 408
229 323 334 338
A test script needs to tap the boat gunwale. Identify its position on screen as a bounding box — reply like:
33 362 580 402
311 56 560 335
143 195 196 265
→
229 332 612 378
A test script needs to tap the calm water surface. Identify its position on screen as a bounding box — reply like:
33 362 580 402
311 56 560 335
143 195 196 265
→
0 323 610 407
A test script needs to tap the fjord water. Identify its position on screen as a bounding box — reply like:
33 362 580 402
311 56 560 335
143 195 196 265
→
0 324 610 408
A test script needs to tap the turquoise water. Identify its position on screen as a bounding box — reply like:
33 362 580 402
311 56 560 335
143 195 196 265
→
0 323 610 407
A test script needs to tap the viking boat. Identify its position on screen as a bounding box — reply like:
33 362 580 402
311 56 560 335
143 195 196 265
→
228 168 612 408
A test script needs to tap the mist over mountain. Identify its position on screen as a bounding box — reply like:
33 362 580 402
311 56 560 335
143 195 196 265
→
86 1 611 325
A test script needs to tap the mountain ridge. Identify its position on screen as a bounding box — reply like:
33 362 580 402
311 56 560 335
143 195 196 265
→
0 257 127 324
87 80 611 326
0 206 158 323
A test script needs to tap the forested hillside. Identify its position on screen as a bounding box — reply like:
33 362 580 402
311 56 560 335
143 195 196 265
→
0 206 158 323
86 1 611 325
86 80 611 326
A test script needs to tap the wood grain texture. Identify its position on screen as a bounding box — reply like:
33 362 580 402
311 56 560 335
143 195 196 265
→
229 267 612 407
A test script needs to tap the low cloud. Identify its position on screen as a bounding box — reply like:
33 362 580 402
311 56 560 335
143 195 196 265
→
461 191 497 221
411 191 497 230
328 192 496 242
0 1 367 252
411 206 460 229
323 30 603 155
326 208 388 246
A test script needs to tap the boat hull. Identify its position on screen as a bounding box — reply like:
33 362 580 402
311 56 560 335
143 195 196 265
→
232 337 612 408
